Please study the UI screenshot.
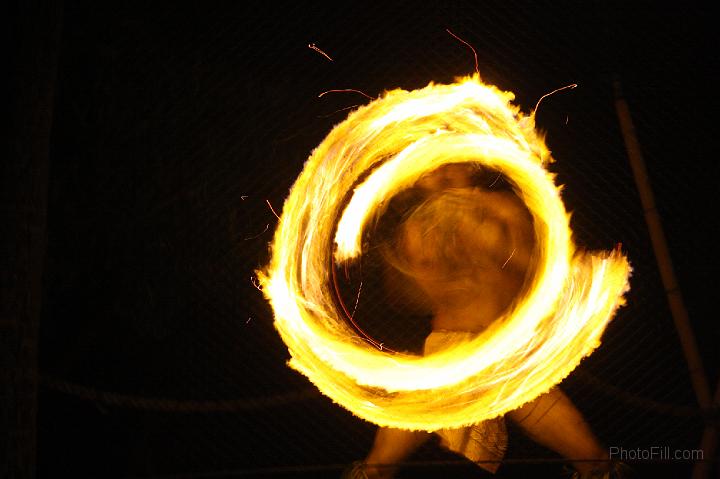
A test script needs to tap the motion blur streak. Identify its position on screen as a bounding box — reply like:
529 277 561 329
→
258 75 630 431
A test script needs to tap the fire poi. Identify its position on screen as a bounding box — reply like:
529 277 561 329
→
257 75 630 431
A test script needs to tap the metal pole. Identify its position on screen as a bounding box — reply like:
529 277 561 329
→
613 80 714 478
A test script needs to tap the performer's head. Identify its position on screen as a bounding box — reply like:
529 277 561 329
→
379 162 536 317
414 162 477 193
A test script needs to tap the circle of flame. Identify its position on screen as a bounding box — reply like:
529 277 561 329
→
258 76 630 431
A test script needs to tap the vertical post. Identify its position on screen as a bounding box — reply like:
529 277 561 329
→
2 1 62 477
613 80 714 478
695 381 719 478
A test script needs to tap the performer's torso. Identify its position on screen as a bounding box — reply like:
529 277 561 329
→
398 188 535 332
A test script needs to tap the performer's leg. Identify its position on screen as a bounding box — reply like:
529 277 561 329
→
506 387 609 475
363 427 431 479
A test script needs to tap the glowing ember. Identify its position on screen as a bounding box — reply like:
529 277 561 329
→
257 75 630 431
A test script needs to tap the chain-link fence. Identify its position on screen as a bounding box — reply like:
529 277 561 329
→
33 2 716 478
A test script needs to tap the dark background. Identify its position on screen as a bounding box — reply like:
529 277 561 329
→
5 1 717 478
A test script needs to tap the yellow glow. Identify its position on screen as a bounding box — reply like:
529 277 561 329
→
257 75 630 431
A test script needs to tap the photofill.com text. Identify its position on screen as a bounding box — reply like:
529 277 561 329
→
609 446 703 461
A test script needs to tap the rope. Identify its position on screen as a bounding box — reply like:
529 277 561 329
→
42 373 706 418
41 376 320 412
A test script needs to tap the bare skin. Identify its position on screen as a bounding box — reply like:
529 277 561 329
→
364 164 609 478
398 187 534 332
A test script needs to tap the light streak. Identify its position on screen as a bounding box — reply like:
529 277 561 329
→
318 89 375 100
265 199 280 219
330 257 394 353
308 43 333 62
446 28 479 76
244 223 269 240
250 275 262 292
501 248 516 269
318 104 361 119
351 281 363 319
258 75 630 431
533 83 577 116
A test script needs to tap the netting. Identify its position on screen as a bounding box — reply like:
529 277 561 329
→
37 2 716 478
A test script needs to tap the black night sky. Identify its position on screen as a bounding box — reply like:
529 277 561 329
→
5 2 717 478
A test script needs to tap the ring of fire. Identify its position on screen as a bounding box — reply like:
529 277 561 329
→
258 76 630 431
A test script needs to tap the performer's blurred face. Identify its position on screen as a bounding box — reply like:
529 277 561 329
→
415 163 476 193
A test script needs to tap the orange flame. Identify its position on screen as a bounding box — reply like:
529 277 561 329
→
258 75 630 431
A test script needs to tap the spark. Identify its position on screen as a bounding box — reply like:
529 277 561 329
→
533 83 577 116
244 223 270 240
351 281 363 319
501 248 516 269
308 43 333 62
318 104 361 119
330 258 395 353
250 275 262 292
241 195 248 200
318 89 375 100
265 199 280 219
488 172 502 188
446 28 479 76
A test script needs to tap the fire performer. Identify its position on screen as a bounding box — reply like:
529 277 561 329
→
343 163 624 479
